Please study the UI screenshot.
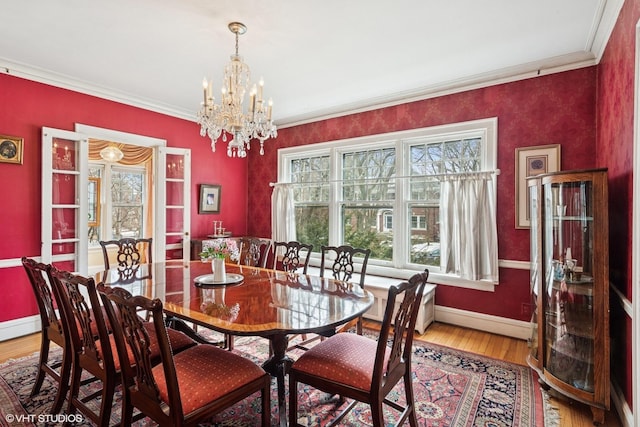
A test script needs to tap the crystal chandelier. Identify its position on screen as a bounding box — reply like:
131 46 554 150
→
99 145 124 162
197 22 277 158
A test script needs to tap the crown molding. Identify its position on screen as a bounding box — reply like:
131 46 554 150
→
276 51 597 128
0 46 602 129
0 58 194 121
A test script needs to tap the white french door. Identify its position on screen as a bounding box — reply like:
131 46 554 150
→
155 146 191 263
42 125 192 275
41 127 89 273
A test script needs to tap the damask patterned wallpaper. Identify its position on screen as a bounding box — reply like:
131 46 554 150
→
248 68 597 263
246 67 597 321
594 0 640 408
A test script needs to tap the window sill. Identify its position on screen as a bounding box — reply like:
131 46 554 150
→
306 264 495 292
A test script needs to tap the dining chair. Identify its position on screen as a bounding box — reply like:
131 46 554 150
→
320 245 371 335
100 237 153 320
48 267 199 426
239 237 272 268
289 269 429 427
222 237 272 351
99 285 272 427
21 257 70 414
99 237 153 270
290 245 372 352
47 267 120 427
272 241 313 274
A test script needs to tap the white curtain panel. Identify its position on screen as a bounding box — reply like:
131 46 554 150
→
440 172 498 282
271 184 297 243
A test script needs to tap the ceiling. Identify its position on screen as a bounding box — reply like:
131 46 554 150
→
0 1 621 127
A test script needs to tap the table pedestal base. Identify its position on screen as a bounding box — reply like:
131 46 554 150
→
262 334 293 427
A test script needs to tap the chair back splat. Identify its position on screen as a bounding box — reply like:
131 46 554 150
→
99 237 152 270
375 270 428 391
238 237 272 268
301 245 371 339
289 269 429 427
100 285 271 426
21 257 71 414
48 267 118 427
320 244 371 286
272 241 313 274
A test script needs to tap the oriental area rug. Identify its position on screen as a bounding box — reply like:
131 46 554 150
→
0 333 556 427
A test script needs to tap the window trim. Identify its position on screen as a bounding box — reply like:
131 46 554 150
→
278 118 498 291
88 161 147 247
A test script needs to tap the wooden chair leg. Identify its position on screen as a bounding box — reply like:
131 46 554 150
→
31 336 49 396
289 377 298 426
50 349 71 414
98 380 116 427
404 372 418 427
66 364 82 416
370 401 385 427
226 334 235 351
261 380 270 426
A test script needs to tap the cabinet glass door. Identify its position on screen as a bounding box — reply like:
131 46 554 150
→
528 181 540 362
543 179 594 391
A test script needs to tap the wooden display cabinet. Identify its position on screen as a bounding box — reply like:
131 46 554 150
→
526 168 609 424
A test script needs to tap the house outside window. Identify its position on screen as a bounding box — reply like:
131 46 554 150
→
278 118 497 286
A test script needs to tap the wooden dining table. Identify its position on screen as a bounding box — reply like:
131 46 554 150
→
97 260 374 426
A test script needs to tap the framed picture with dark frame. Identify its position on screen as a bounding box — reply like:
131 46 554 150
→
515 144 561 229
0 135 23 164
199 184 221 214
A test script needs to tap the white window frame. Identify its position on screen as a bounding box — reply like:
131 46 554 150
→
88 162 147 246
278 118 497 290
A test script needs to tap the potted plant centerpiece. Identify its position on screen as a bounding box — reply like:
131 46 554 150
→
199 238 240 281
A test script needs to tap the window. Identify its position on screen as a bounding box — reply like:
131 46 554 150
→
411 214 426 230
88 163 147 246
278 118 497 286
289 154 330 251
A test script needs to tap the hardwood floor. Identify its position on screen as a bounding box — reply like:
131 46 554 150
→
0 321 622 426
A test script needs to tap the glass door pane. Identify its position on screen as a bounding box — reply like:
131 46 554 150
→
543 180 595 391
528 182 540 362
42 128 88 273
156 147 191 261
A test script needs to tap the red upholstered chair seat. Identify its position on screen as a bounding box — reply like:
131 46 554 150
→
78 305 113 338
144 322 197 362
291 333 389 391
152 344 267 415
95 324 196 370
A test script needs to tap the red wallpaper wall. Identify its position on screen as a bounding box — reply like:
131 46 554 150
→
594 0 640 408
0 73 249 321
247 68 598 320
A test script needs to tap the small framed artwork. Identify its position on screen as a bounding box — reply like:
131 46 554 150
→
515 144 561 229
0 135 23 164
199 184 221 214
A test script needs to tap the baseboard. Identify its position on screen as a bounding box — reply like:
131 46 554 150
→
435 305 531 340
0 314 41 342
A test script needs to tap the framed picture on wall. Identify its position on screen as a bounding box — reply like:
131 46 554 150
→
199 184 221 214
515 144 561 228
0 135 23 164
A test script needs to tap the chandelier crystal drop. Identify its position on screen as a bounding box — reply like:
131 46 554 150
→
197 22 277 158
